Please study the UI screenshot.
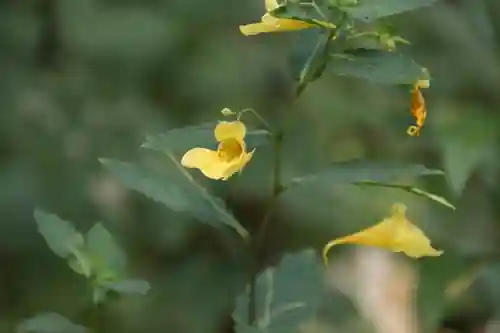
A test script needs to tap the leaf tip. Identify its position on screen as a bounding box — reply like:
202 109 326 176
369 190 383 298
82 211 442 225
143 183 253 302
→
33 207 46 220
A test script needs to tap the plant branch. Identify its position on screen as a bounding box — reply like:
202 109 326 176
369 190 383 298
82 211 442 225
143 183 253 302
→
238 108 274 133
74 296 106 333
246 14 351 324
248 125 284 325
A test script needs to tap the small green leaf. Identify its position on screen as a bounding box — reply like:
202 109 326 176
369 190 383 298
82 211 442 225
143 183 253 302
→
289 161 443 188
33 209 85 258
86 223 127 279
330 49 428 84
233 249 323 331
67 248 92 278
340 0 438 22
106 279 151 296
99 159 248 239
16 312 88 333
354 181 456 210
141 122 271 154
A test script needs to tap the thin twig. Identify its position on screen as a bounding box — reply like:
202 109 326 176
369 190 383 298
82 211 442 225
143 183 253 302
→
238 108 274 133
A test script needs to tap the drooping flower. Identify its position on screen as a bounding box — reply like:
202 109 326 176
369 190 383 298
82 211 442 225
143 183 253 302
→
239 0 333 36
407 79 430 136
323 203 442 265
181 119 255 180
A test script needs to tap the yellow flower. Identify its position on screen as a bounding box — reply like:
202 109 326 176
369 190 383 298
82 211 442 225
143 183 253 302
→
181 120 255 180
239 0 331 36
407 79 430 136
323 203 442 265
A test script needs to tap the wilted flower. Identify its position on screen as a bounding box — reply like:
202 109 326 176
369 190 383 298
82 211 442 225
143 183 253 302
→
239 0 333 36
407 79 429 136
323 203 442 265
181 119 255 180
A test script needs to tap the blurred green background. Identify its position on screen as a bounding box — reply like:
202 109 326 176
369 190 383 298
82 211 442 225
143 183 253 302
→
1 0 500 332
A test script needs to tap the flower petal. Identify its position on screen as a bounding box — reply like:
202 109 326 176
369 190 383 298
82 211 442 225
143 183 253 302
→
322 203 442 265
240 15 313 36
322 219 395 265
181 147 226 180
393 222 443 258
261 14 314 30
221 149 255 180
392 206 443 258
240 22 284 36
214 121 246 142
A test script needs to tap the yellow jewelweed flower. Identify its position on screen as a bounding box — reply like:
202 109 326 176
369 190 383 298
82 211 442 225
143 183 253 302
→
407 79 430 136
323 203 442 265
181 120 255 180
239 0 331 36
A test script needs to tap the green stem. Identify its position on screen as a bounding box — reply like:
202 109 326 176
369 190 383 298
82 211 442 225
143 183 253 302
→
238 108 273 133
246 14 350 324
248 127 284 326
75 299 105 333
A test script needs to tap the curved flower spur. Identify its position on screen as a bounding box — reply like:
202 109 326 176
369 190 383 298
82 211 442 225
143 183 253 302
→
323 203 443 266
181 118 255 181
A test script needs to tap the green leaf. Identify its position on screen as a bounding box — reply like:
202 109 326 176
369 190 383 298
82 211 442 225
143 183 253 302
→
289 161 443 188
344 29 411 52
233 249 323 332
99 159 248 239
328 0 359 7
330 49 428 84
270 3 336 28
234 324 263 333
442 141 485 196
106 279 151 296
86 223 127 279
354 181 456 210
417 256 478 333
295 30 332 96
67 248 92 278
16 312 88 333
33 209 85 258
340 0 438 22
141 122 271 154
437 114 497 196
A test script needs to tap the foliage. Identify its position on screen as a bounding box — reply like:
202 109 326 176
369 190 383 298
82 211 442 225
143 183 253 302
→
16 313 88 333
3 0 499 333
34 209 150 304
233 249 323 333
